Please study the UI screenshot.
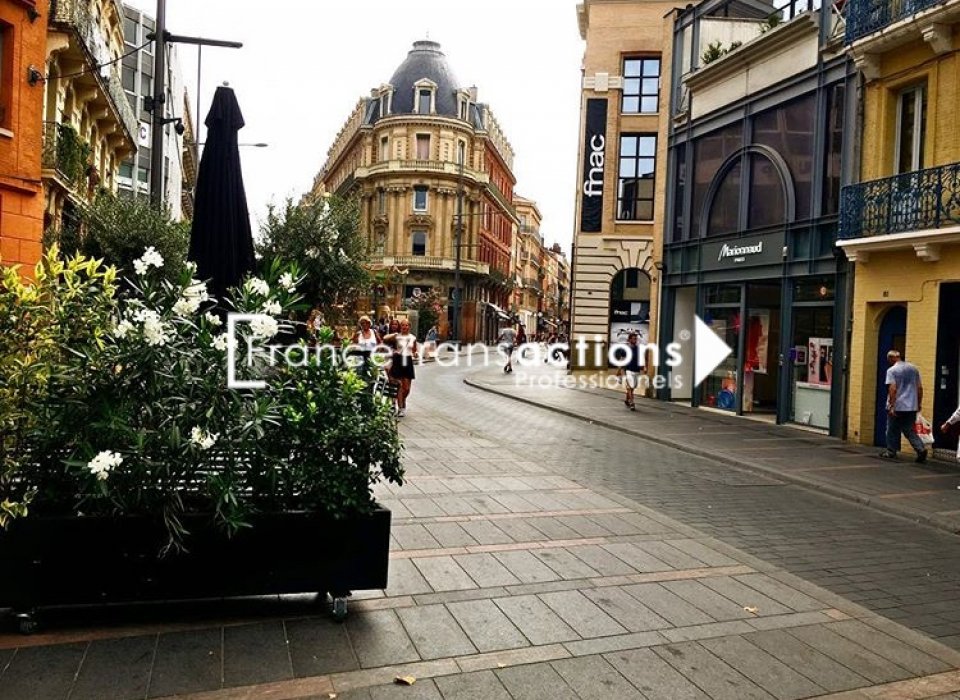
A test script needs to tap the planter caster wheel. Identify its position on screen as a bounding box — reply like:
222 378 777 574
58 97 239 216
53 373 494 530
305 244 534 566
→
331 596 348 622
14 611 38 635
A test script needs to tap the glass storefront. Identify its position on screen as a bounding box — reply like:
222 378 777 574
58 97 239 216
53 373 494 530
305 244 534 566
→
789 276 835 430
701 284 741 411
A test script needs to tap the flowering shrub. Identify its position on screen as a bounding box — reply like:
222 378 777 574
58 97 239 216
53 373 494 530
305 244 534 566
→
0 247 402 550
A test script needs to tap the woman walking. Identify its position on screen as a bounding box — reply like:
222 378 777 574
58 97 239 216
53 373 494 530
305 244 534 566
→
941 406 960 462
385 319 418 417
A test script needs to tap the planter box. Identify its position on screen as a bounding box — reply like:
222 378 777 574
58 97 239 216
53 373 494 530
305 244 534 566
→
0 507 391 614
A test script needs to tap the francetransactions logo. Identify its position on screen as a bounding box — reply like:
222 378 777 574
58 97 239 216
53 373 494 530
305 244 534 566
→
718 240 763 262
223 314 733 391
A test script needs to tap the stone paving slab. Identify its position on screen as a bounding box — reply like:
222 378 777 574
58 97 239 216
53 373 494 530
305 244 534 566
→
5 371 960 699
463 366 960 535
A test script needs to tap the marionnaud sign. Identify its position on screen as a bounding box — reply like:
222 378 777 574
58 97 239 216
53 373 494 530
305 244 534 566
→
579 99 607 233
701 231 785 271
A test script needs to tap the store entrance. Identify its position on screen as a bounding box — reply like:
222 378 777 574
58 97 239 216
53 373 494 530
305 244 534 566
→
935 284 960 455
874 306 907 447
743 283 781 415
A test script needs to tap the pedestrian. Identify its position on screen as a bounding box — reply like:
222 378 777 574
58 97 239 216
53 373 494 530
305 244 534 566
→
425 324 438 359
385 319 417 417
616 332 643 411
940 405 960 462
879 349 927 463
497 323 518 373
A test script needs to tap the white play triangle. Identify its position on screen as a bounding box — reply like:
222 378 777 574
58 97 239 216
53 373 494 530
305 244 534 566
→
694 315 733 387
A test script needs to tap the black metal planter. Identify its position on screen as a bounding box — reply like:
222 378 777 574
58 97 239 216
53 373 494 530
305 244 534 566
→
0 506 391 631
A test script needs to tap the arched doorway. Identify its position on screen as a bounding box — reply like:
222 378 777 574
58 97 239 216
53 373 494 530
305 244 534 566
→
874 306 907 447
609 269 651 360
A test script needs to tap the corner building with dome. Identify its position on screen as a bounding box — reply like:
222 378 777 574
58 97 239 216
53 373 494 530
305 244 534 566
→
309 40 521 343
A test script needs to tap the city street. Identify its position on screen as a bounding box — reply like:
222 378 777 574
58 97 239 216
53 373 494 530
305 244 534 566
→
3 360 960 699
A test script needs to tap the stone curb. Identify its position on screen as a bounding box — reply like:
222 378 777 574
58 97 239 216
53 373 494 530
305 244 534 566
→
463 377 960 538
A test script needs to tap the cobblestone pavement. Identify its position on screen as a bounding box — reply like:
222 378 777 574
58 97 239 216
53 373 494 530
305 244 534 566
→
2 361 960 699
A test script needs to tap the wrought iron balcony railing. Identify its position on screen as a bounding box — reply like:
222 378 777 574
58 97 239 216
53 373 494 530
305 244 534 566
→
49 0 138 142
845 0 943 43
839 161 960 239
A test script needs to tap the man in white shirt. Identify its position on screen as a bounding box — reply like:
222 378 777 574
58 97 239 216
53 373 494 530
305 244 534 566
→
880 350 926 463
498 325 518 374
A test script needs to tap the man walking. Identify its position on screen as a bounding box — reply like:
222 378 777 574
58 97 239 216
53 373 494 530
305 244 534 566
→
880 350 927 463
616 332 643 410
497 323 518 374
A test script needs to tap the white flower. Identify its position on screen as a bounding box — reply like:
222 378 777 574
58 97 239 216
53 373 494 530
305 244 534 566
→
138 310 171 346
305 247 320 259
186 261 197 273
279 272 296 293
133 246 164 275
190 426 219 450
114 319 135 339
212 333 231 351
173 297 200 316
87 450 123 481
262 300 282 316
205 312 222 327
249 314 280 340
244 277 270 297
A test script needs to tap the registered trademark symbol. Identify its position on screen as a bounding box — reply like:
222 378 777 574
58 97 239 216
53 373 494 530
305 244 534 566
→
679 330 691 341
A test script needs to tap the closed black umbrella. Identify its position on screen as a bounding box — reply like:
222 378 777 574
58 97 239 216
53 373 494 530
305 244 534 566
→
188 85 256 302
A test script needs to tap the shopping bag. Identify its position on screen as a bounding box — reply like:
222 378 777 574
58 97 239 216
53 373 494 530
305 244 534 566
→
915 414 935 446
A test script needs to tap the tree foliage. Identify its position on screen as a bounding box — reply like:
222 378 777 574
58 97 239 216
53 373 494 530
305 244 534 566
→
56 192 190 281
257 196 370 323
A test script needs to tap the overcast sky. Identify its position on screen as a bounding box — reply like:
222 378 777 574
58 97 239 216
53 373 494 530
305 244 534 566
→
124 0 584 255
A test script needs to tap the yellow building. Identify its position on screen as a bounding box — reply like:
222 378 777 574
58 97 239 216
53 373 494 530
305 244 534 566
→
310 40 519 343
513 195 543 335
839 0 960 452
569 0 683 370
43 0 137 235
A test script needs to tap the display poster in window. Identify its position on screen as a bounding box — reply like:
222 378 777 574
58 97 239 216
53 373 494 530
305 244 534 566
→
808 337 833 386
580 99 607 233
745 310 770 375
609 301 650 346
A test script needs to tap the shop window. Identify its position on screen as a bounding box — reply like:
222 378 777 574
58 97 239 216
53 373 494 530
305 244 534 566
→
895 84 926 174
753 93 815 220
747 155 786 229
692 124 742 237
617 134 657 221
412 230 426 256
622 57 661 114
707 161 741 237
790 306 834 429
793 276 835 302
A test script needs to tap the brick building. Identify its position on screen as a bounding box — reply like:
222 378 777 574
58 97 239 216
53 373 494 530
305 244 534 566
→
0 0 46 268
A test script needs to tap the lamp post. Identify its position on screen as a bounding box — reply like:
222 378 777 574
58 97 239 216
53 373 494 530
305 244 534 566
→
149 0 242 210
452 148 465 347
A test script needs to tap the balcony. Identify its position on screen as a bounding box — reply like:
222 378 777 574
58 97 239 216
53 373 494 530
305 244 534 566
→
41 121 92 194
522 276 541 290
49 0 138 143
837 161 960 262
519 224 539 235
355 159 489 185
846 0 949 42
373 255 490 276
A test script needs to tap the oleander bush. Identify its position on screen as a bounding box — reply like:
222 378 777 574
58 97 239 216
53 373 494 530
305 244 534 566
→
0 246 402 551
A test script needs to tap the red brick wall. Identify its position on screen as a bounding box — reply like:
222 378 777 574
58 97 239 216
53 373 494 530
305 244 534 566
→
0 0 46 269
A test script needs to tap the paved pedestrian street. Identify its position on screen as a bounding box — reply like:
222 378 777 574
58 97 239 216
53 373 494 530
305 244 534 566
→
3 362 960 699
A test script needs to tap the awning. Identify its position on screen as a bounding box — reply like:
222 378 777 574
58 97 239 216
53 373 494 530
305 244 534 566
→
483 301 511 321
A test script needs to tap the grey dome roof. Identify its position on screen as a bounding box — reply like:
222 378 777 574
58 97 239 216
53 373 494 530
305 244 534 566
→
385 40 462 117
